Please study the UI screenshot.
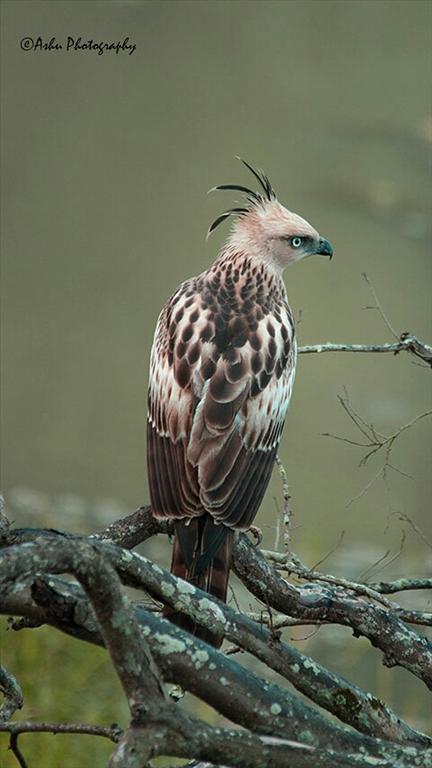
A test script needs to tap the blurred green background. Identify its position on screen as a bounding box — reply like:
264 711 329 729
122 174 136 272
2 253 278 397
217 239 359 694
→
1 0 431 765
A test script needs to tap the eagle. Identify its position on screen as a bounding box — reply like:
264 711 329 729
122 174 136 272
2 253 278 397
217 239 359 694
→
147 160 333 646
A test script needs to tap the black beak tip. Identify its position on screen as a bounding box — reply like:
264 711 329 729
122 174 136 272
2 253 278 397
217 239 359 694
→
317 237 333 260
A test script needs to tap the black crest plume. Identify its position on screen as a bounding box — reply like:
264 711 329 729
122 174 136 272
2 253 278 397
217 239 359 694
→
207 158 277 236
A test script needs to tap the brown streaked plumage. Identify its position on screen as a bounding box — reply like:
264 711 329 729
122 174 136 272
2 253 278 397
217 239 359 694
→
147 159 333 647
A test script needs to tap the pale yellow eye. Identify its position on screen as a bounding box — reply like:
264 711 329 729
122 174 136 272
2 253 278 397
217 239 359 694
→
291 236 302 248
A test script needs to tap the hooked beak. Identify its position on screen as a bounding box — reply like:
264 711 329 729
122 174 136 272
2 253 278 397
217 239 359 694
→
316 237 333 260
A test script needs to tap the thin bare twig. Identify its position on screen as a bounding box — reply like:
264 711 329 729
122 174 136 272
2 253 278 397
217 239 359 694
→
310 531 345 572
359 526 408 585
0 720 122 740
360 411 431 467
359 546 393 582
9 733 27 768
275 456 293 552
322 388 431 504
391 511 432 549
361 272 399 340
298 335 432 367
324 392 431 470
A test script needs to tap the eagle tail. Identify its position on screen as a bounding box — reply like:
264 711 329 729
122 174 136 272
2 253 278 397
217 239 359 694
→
163 516 233 648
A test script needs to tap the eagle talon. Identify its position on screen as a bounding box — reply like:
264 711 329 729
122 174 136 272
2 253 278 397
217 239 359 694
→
248 525 263 546
169 684 185 702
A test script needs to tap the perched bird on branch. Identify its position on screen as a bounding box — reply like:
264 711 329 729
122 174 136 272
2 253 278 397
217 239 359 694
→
147 160 333 646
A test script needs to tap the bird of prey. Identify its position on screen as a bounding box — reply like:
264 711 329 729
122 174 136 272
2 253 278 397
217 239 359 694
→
147 160 333 646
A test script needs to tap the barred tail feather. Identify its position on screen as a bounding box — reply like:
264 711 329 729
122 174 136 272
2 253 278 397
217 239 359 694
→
163 516 233 648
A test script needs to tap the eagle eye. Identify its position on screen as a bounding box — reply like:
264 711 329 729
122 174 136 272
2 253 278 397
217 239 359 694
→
291 236 303 248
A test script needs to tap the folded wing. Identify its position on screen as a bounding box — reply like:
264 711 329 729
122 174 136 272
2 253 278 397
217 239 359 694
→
147 281 296 530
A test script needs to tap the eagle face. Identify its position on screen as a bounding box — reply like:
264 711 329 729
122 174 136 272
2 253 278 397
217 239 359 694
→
226 200 333 270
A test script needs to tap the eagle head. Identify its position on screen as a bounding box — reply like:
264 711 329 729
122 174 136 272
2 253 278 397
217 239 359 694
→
208 159 333 272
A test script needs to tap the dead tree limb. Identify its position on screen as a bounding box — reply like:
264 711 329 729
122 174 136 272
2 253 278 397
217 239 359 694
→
1 514 431 767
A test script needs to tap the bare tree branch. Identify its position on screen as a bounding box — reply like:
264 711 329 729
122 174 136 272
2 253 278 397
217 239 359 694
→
368 578 432 594
1 524 431 752
2 572 431 768
232 535 432 688
0 666 23 722
0 721 122 740
1 487 431 764
92 504 170 548
6 718 406 768
261 548 432 624
298 334 432 367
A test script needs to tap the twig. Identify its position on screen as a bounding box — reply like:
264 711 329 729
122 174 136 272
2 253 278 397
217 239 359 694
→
361 272 399 340
324 393 431 469
392 511 432 549
310 530 345 571
367 530 406 577
360 411 431 467
368 577 432 594
275 456 292 552
359 545 394 582
0 720 122 740
9 733 27 768
298 334 432 367
323 389 431 504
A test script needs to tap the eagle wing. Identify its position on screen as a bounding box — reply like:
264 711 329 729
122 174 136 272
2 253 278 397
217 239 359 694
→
147 278 296 530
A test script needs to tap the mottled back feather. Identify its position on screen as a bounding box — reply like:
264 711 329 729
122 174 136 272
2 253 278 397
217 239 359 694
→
147 248 296 531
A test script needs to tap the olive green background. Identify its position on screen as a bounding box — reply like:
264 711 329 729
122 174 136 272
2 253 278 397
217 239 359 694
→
1 0 431 765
